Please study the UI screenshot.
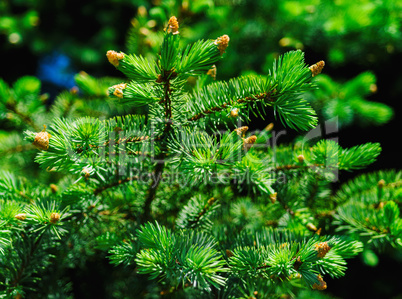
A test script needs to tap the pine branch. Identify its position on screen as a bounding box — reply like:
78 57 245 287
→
310 72 394 128
0 133 34 155
188 91 273 121
228 229 362 290
334 170 402 204
273 163 323 172
135 222 227 291
13 14 386 297
185 51 320 131
5 101 40 131
9 233 44 290
334 173 402 249
176 196 219 230
177 39 226 76
93 175 141 195
311 140 381 171
108 81 161 107
113 53 159 83
0 171 36 203
141 152 165 222
187 197 217 227
140 56 174 222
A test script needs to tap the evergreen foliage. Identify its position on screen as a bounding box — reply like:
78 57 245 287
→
0 15 400 299
307 72 394 128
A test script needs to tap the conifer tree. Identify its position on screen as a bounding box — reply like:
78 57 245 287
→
0 16 400 298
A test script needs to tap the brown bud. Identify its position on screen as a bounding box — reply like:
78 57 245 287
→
269 192 277 204
167 16 179 35
214 35 230 55
82 167 90 179
33 125 51 151
50 212 60 224
297 154 305 163
306 223 317 232
206 65 217 79
111 83 127 99
312 274 327 290
230 108 239 117
106 50 124 67
234 126 248 136
369 84 377 93
243 135 257 149
139 27 150 36
226 249 234 258
279 37 291 47
15 213 26 221
264 123 274 132
50 184 58 193
315 242 331 258
378 179 385 188
70 86 79 94
160 290 169 296
137 5 147 17
309 60 325 77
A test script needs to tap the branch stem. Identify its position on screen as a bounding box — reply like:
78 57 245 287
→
94 175 141 195
140 73 173 222
187 92 273 121
9 233 44 290
142 152 165 222
6 102 39 131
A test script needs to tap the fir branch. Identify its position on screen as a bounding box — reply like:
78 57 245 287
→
228 230 362 290
188 197 217 226
160 26 181 72
108 239 139 267
139 35 180 221
74 71 118 97
188 91 273 122
141 152 165 222
116 53 159 83
5 101 39 131
273 163 323 172
311 140 381 171
140 78 173 222
93 175 141 195
108 81 161 107
335 170 402 204
135 223 227 291
186 51 318 131
14 15 386 297
335 200 402 248
9 233 44 290
0 171 36 203
50 91 76 119
177 39 223 76
0 133 29 154
176 196 219 230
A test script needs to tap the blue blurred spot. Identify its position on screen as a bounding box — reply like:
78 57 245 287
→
37 51 76 89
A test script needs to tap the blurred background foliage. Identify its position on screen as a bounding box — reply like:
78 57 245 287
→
0 0 401 298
